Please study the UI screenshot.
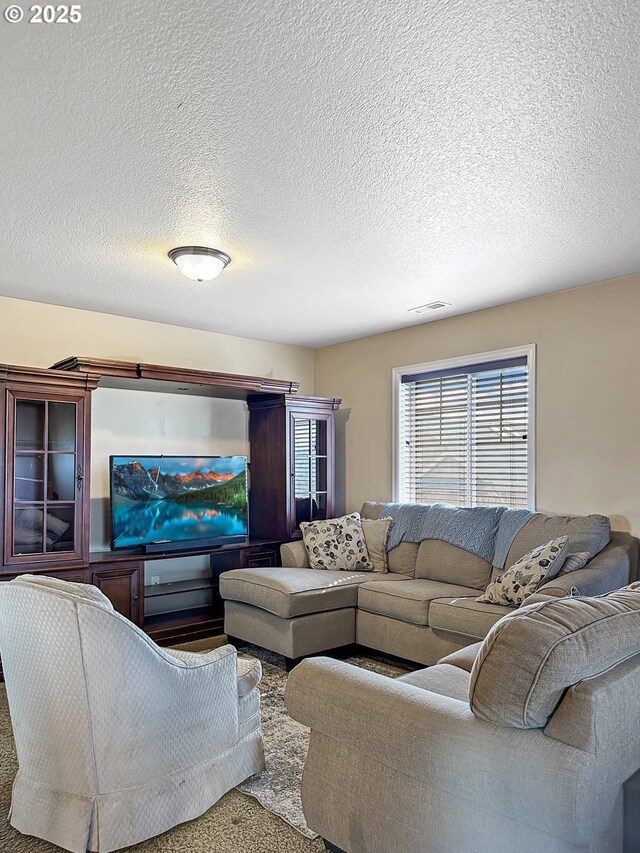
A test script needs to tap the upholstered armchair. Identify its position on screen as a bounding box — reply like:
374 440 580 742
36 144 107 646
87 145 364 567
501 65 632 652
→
0 574 265 853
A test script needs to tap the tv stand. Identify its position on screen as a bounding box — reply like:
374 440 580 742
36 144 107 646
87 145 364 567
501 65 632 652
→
90 538 280 645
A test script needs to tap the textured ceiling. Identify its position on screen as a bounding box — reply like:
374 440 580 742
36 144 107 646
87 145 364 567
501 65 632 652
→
2 0 640 347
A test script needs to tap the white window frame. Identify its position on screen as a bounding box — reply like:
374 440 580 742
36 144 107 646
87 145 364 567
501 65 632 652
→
392 344 536 508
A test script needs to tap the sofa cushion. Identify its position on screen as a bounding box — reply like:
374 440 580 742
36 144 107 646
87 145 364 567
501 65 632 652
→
557 551 590 576
428 597 513 640
360 501 383 520
469 582 640 729
387 542 419 577
478 536 569 607
415 539 492 589
438 642 483 672
220 568 409 619
396 663 471 702
357 579 479 627
301 513 373 571
504 513 610 570
362 503 418 576
361 517 393 572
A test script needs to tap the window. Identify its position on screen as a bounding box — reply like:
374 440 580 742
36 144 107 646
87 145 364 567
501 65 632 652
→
394 346 534 508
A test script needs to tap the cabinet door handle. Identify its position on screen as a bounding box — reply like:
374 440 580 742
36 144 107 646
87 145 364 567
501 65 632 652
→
132 591 138 601
76 466 84 490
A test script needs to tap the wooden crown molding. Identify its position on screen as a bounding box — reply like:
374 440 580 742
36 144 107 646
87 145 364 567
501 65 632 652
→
50 357 300 399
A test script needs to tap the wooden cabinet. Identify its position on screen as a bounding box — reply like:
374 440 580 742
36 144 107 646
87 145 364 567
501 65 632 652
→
0 365 98 573
44 568 88 584
243 546 281 568
248 394 341 541
91 562 143 626
0 359 340 646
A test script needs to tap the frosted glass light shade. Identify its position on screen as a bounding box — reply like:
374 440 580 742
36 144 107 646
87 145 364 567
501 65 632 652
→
168 247 231 282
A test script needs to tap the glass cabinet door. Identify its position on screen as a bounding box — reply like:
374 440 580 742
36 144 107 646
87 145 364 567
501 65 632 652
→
292 415 329 532
8 394 83 561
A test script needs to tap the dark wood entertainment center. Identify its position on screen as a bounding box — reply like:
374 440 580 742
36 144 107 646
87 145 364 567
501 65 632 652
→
0 358 340 645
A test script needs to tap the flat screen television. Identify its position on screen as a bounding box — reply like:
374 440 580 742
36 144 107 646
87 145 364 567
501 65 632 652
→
109 455 248 550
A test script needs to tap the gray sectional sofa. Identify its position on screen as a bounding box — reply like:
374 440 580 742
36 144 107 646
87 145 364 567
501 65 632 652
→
285 584 640 853
220 502 639 666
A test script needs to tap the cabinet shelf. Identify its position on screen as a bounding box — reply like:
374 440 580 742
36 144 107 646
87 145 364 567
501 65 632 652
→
144 606 216 631
89 537 279 563
144 578 213 598
15 449 75 454
145 597 213 618
13 498 75 506
144 607 221 645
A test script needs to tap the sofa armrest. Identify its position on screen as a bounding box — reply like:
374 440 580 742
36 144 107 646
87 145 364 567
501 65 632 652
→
285 658 591 777
162 643 236 668
286 658 473 789
538 538 634 597
285 657 594 842
280 540 310 568
523 591 563 605
166 646 261 696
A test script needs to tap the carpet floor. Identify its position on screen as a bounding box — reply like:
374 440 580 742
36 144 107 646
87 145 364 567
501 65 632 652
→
0 637 413 852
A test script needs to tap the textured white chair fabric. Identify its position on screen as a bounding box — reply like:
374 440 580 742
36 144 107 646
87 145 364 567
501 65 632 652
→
0 575 265 853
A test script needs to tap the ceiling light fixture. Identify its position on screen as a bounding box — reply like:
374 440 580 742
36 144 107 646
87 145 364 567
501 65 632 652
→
168 246 231 282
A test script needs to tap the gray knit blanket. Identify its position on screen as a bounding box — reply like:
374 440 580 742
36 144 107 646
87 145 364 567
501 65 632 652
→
381 502 535 566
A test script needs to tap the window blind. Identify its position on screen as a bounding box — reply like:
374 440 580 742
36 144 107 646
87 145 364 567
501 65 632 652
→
398 356 529 508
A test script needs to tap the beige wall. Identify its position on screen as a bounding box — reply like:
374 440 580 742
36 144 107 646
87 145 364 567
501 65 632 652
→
315 275 640 536
0 296 315 390
90 389 248 550
2 280 640 541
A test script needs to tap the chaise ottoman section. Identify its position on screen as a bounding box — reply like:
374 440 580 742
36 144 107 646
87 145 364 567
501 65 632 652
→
221 568 412 663
224 600 357 660
220 567 378 618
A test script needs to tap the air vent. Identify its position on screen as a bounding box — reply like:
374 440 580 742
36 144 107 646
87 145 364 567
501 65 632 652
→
408 301 450 314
